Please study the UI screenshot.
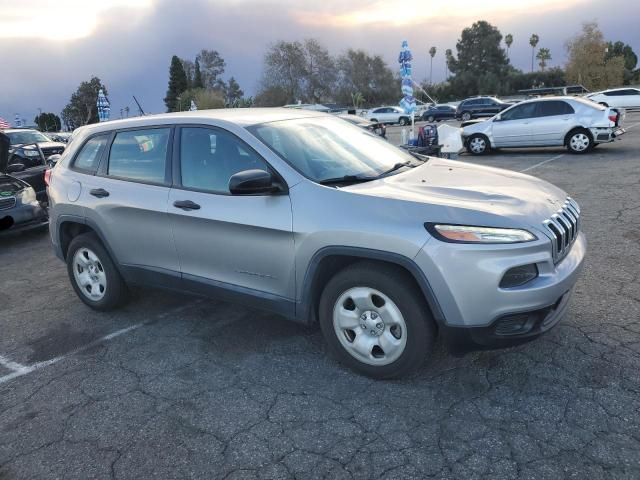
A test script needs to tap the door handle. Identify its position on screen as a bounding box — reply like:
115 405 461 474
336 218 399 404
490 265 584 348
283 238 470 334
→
173 200 201 211
90 188 109 198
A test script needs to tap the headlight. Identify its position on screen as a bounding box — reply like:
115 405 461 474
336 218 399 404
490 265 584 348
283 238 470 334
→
23 150 41 157
425 223 536 244
19 187 36 204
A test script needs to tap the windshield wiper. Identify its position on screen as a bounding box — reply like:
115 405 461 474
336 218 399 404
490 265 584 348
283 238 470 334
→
375 161 416 178
318 175 376 186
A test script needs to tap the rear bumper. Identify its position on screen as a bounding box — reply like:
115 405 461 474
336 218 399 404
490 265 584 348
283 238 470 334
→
590 126 625 143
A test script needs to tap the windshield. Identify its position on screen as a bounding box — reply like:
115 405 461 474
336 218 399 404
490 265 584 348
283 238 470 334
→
7 130 51 145
249 116 417 183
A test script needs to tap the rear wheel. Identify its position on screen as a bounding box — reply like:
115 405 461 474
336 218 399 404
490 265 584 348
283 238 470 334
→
461 111 472 121
319 262 435 379
66 233 128 310
467 134 490 155
566 129 593 154
399 117 409 126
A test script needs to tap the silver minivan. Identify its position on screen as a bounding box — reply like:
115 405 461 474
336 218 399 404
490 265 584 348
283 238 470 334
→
48 109 586 378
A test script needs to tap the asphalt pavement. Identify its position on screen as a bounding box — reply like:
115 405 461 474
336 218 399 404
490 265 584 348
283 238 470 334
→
1 113 639 479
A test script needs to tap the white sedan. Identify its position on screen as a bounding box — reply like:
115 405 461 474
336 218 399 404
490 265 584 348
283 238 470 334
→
363 106 412 126
586 88 640 110
462 96 625 155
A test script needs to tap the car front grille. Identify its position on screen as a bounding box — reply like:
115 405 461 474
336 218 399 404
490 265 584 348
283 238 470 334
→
542 197 581 263
41 146 65 157
0 196 17 210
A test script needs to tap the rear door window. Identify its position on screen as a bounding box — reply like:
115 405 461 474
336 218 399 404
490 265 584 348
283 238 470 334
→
107 128 170 184
537 101 575 117
501 102 539 121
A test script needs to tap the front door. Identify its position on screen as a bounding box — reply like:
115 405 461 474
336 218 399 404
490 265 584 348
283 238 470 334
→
168 125 295 303
491 102 539 147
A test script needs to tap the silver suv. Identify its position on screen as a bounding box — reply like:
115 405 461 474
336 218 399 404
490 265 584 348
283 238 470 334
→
48 109 586 378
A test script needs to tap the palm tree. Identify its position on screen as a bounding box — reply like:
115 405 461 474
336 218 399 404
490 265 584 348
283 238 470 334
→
445 48 453 80
505 34 513 60
351 92 366 110
536 47 551 71
529 34 540 72
428 46 437 85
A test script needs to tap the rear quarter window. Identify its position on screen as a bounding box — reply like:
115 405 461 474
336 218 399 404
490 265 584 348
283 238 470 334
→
107 128 170 184
72 134 110 173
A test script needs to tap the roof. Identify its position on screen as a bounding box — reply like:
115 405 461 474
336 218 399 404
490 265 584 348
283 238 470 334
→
76 108 328 135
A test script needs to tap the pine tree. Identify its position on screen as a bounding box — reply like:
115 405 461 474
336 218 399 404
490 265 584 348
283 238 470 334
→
164 55 188 112
193 59 204 89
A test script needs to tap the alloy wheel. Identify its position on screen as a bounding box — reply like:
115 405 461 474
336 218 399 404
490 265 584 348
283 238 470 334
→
469 137 486 154
570 133 590 152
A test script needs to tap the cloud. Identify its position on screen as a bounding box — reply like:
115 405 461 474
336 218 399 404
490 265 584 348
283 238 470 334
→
1 0 639 126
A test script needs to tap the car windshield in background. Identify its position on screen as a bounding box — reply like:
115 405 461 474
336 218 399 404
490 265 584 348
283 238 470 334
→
249 117 416 183
574 97 606 110
7 131 52 145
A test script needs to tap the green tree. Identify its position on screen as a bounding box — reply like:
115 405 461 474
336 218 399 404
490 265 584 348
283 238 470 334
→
505 34 513 60
335 49 397 106
260 40 307 103
177 88 225 111
529 34 540 72
193 59 204 88
197 49 226 89
444 48 453 79
254 85 290 107
181 58 194 88
302 38 337 103
61 77 108 128
34 112 61 132
536 47 551 71
351 92 366 109
448 21 511 97
225 77 244 106
606 41 637 84
565 22 625 90
429 46 437 84
164 55 188 112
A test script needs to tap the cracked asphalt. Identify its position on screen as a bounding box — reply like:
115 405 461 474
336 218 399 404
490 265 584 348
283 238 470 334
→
1 113 639 479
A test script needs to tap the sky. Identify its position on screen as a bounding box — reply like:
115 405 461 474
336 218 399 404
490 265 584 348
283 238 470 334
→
1 0 639 126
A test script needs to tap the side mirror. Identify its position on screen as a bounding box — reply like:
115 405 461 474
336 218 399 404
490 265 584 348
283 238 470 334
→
6 163 25 173
494 115 502 122
229 169 280 195
47 154 62 167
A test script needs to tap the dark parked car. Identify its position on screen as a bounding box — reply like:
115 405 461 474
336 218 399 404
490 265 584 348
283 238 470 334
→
456 97 512 121
0 133 48 234
338 114 386 138
2 129 64 201
422 104 456 122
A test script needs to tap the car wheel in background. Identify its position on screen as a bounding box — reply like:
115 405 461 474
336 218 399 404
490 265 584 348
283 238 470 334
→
66 233 128 311
370 118 378 123
427 115 435 122
467 134 490 155
318 262 435 379
461 112 472 121
566 129 593 154
399 117 409 126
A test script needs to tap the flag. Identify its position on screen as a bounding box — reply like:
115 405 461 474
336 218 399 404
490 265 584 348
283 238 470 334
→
398 40 417 115
97 89 110 122
0 118 10 129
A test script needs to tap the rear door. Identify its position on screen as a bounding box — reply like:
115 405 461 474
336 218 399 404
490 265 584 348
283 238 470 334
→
491 102 539 147
528 100 575 145
83 126 180 279
167 125 295 302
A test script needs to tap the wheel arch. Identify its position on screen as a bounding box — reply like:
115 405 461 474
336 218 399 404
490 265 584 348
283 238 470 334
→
564 126 593 145
56 215 121 268
296 246 446 327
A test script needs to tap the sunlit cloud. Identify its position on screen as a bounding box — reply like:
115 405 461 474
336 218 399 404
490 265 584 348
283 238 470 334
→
0 0 152 40
294 0 587 27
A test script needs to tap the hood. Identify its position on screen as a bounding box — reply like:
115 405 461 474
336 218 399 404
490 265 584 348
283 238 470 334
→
0 132 9 173
342 158 568 229
0 173 28 194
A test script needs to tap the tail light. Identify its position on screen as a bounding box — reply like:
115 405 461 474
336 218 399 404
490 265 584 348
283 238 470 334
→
608 112 618 123
44 168 52 186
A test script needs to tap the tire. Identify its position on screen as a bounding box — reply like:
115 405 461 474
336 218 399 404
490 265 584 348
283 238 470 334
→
399 117 409 126
566 128 593 154
461 111 472 121
466 134 490 155
66 232 128 311
370 118 378 123
318 262 435 379
427 115 435 122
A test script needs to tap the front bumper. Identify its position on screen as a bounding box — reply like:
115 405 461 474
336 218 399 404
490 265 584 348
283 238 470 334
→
415 231 586 349
0 200 48 235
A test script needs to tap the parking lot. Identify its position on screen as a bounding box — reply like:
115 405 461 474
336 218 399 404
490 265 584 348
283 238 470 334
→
1 113 640 480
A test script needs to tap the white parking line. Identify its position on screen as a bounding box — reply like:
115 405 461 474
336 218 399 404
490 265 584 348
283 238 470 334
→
624 122 640 130
520 154 565 173
0 300 203 385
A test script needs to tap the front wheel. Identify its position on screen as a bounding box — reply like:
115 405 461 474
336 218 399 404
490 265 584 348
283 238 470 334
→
427 115 435 122
566 129 592 154
467 134 490 155
319 262 435 379
461 111 472 121
399 117 409 126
